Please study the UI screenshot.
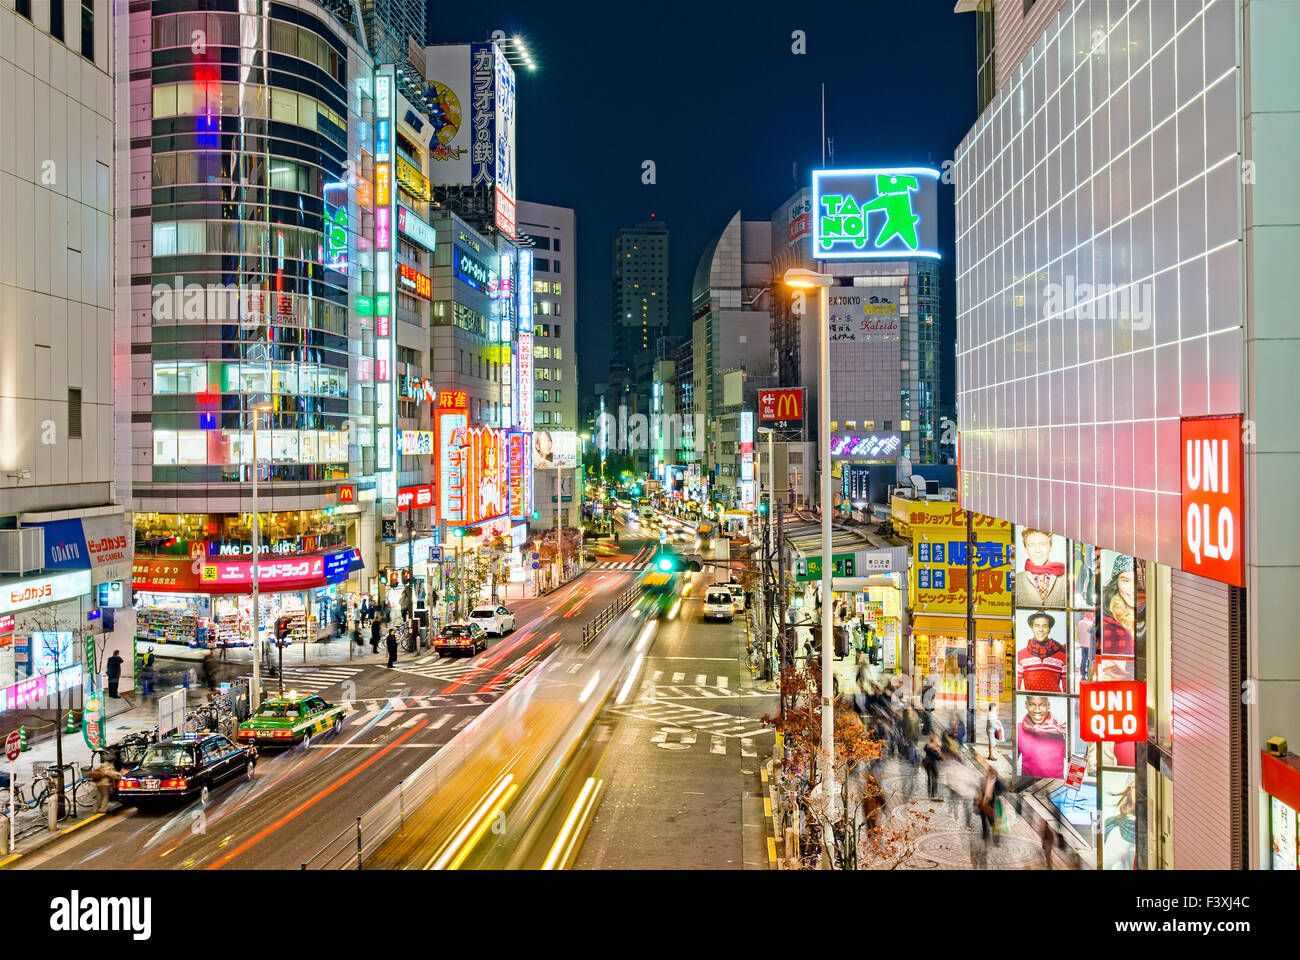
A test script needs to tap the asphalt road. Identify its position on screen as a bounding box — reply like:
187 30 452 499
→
15 569 638 871
571 566 776 869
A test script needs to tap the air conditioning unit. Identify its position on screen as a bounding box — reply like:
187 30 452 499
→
0 527 45 576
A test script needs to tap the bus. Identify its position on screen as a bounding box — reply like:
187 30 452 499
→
637 568 683 619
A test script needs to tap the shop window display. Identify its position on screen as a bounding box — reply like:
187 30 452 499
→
1101 772 1138 870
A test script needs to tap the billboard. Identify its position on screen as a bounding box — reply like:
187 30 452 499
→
397 485 433 512
758 388 804 424
517 331 533 431
1180 415 1244 587
508 432 533 521
443 425 508 526
397 204 436 250
423 43 516 236
828 289 901 342
812 167 940 260
534 430 577 468
435 392 470 522
906 502 1013 616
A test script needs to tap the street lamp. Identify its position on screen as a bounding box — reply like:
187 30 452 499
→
579 432 590 564
250 402 272 710
783 266 835 801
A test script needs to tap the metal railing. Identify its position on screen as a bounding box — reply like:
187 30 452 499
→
301 642 563 870
580 583 641 647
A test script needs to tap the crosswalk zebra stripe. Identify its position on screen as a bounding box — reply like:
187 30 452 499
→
429 713 453 729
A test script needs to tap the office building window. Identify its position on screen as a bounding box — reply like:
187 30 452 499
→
67 388 82 438
80 0 93 60
50 0 64 41
536 259 550 272
16 0 30 20
553 325 561 339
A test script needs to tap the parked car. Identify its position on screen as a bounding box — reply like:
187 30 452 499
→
469 605 516 636
717 581 747 612
435 621 488 656
703 587 735 622
115 734 256 807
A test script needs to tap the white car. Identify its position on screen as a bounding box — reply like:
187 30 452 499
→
717 582 747 612
703 588 735 622
468 605 516 636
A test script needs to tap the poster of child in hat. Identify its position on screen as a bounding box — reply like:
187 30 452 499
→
1096 551 1145 682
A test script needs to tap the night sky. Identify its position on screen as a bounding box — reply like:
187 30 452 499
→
426 0 976 410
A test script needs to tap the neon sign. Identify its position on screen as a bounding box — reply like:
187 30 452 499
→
398 263 432 300
812 167 940 260
323 181 349 274
829 433 902 459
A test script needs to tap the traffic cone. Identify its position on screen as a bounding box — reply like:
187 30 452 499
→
19 725 28 751
65 711 77 734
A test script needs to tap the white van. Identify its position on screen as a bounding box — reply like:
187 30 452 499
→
703 587 735 622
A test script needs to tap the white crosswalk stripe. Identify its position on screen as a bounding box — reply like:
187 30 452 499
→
595 561 647 571
607 700 772 739
241 665 364 696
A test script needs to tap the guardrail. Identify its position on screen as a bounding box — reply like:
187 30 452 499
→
580 582 641 647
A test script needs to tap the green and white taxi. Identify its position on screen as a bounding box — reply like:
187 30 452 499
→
236 694 345 747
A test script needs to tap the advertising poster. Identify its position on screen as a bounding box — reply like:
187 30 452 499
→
1013 525 1069 609
535 430 577 468
1100 771 1138 870
1097 551 1144 682
507 432 532 522
1272 796 1298 871
1015 693 1069 779
907 502 1013 616
1015 608 1068 693
421 45 472 183
444 426 508 526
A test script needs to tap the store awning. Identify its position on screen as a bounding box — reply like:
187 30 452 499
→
135 548 362 594
911 614 1013 638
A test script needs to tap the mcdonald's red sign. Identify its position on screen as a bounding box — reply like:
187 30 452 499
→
759 388 804 424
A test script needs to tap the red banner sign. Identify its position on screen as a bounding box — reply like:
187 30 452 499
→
508 433 531 521
758 388 804 423
397 485 434 512
397 263 432 300
444 426 508 526
338 484 355 503
1181 415 1244 587
133 558 203 593
200 556 327 592
1079 681 1147 742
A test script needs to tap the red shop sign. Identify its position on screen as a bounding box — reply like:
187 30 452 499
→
133 558 203 593
1079 681 1147 742
397 485 434 512
338 484 356 503
199 556 327 593
1180 415 1244 587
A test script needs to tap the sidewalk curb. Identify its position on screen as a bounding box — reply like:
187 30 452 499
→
0 807 128 869
761 761 782 870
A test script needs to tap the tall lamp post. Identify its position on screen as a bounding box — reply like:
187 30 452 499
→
579 432 590 564
250 402 272 711
783 267 835 800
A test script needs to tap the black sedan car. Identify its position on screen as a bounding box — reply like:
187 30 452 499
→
115 733 256 807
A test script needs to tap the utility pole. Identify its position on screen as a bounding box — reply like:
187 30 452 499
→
966 507 977 738
776 498 788 722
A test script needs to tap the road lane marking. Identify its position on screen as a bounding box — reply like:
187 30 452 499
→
672 672 685 682
206 717 429 869
710 735 726 755
695 674 706 685
430 713 453 729
453 716 472 730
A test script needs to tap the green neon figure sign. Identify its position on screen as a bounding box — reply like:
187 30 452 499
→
812 168 940 260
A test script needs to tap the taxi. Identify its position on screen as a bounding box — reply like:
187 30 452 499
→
236 693 345 747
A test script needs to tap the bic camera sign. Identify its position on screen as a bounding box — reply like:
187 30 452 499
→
812 167 940 260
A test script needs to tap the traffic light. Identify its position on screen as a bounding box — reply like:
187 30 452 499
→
657 556 673 572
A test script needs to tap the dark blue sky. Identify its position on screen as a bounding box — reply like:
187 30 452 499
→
426 0 976 408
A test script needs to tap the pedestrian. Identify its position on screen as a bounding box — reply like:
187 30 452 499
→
923 733 943 799
948 711 967 750
202 650 217 691
106 649 123 699
920 677 936 734
370 617 381 654
351 621 362 647
139 660 155 697
385 630 398 669
142 646 156 670
977 766 1007 845
1039 816 1057 869
90 758 119 813
903 703 921 764
984 701 1005 760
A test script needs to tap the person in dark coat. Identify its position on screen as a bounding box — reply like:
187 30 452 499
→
352 622 362 647
385 630 398 669
370 618 381 654
106 650 124 698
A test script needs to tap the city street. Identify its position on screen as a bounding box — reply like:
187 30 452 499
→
11 570 637 870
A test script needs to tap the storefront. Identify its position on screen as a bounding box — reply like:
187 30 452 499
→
134 509 349 559
1263 750 1300 871
0 568 94 714
132 548 363 649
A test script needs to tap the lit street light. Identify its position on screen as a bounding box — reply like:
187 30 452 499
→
783 266 835 803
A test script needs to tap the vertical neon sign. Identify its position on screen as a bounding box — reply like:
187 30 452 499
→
375 69 397 486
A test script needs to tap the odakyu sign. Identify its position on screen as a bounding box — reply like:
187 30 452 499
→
811 167 940 260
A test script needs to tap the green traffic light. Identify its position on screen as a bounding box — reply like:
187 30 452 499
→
657 556 673 572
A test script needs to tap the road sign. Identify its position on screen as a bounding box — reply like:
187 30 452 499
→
796 553 857 581
6 731 21 761
530 551 539 561
531 561 540 570
428 546 443 564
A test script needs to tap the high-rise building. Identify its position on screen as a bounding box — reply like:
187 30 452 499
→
611 220 668 376
691 213 771 507
954 0 1299 870
359 0 424 98
123 2 377 652
517 201 577 432
0 0 124 711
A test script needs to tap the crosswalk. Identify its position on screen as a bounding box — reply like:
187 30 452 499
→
242 664 364 696
593 560 648 571
638 669 736 700
605 699 771 739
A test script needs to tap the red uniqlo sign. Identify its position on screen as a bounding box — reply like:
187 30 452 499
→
1180 416 1244 587
1079 682 1147 742
397 485 433 512
758 388 804 423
